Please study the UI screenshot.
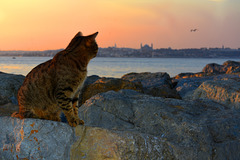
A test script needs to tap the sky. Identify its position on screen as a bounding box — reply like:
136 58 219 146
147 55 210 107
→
0 0 239 50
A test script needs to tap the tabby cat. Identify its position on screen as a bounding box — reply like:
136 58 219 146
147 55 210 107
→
16 32 98 127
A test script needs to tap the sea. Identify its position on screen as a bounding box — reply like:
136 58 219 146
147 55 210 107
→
0 57 239 78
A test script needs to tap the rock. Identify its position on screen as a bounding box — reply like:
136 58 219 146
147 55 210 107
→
0 117 74 160
202 60 240 74
83 75 101 85
78 75 101 104
223 60 240 68
122 72 181 99
80 72 181 105
174 74 240 99
0 103 19 116
1 89 240 159
174 61 240 79
190 79 240 109
174 72 210 79
202 63 226 74
0 116 185 160
0 72 25 105
79 76 143 105
174 77 206 98
79 90 240 159
2 68 240 159
71 126 172 160
174 60 240 99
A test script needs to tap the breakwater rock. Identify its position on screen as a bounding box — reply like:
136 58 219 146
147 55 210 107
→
0 72 24 117
79 75 143 105
202 60 240 74
0 72 24 105
1 90 240 159
0 60 240 159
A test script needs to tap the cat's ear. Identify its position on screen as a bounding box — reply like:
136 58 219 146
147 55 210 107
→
74 32 83 38
85 32 98 47
89 32 98 39
66 32 84 50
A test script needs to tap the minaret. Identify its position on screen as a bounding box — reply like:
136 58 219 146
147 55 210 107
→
151 43 153 49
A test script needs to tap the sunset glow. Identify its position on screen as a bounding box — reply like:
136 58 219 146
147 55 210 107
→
0 0 239 50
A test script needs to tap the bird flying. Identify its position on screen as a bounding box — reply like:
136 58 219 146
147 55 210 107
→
190 29 198 32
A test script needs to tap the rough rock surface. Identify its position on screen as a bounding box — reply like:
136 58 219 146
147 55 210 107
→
174 60 240 99
202 60 240 74
79 72 181 105
0 72 25 105
174 72 210 79
0 117 74 160
0 116 185 160
0 103 19 116
79 75 143 105
122 72 181 99
174 74 240 99
190 79 240 109
71 125 171 160
2 89 240 159
79 90 240 159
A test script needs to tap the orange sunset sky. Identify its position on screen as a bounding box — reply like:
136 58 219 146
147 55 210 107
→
0 0 239 50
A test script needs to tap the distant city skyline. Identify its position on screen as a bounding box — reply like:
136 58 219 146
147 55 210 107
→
0 0 239 50
1 44 240 58
105 43 239 50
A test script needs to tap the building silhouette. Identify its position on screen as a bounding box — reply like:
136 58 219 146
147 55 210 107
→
140 43 153 53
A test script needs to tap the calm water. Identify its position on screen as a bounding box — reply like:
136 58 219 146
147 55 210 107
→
0 57 239 78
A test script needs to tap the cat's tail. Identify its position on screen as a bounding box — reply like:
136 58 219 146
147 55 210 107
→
11 108 36 119
11 112 24 119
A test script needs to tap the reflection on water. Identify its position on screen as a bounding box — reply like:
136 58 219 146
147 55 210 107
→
88 57 240 78
0 57 52 76
0 56 239 77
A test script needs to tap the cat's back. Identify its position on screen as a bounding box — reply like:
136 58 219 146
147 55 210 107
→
18 59 57 103
22 59 55 85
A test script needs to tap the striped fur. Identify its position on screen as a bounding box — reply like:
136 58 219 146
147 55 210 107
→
17 32 98 127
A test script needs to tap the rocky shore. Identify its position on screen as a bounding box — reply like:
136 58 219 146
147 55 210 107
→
0 60 240 159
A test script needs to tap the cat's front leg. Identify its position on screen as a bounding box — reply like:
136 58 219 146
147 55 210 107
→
60 103 82 127
72 94 84 125
56 91 83 127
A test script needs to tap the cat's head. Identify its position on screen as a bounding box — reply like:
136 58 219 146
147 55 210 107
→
66 32 98 59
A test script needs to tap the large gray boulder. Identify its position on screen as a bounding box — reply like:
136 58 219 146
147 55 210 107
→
202 60 240 74
0 117 74 160
190 79 240 109
174 60 240 99
0 116 180 160
122 72 181 99
79 90 240 159
0 72 25 117
79 72 181 106
0 72 25 105
79 75 143 105
174 74 240 99
0 103 19 116
1 90 240 159
71 125 173 160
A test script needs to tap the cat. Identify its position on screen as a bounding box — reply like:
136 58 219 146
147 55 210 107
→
16 32 98 127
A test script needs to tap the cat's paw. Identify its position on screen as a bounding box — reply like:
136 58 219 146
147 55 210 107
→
79 119 84 125
68 117 84 127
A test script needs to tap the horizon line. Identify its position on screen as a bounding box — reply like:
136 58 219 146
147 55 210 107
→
0 46 240 52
